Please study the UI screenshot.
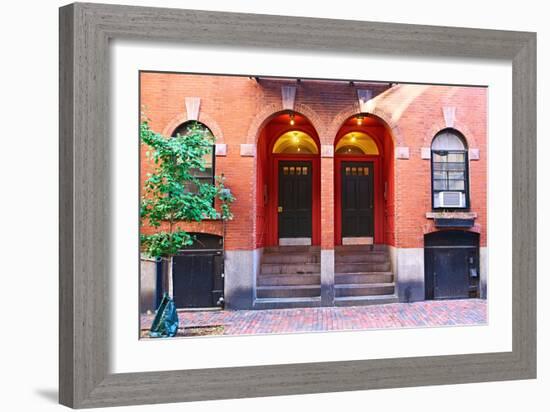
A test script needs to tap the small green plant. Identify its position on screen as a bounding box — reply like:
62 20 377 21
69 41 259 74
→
140 118 234 259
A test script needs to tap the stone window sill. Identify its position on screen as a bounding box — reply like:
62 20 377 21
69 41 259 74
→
426 211 477 220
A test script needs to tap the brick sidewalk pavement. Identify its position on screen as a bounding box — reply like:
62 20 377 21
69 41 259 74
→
141 298 486 337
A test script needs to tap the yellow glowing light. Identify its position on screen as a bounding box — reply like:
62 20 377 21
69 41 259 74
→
335 131 379 155
272 131 319 154
357 116 363 125
289 113 295 126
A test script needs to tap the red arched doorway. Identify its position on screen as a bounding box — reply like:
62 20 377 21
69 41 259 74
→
256 111 321 247
334 114 395 246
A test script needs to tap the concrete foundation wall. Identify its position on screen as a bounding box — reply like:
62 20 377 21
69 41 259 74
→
222 245 486 308
480 246 488 299
224 249 261 309
144 245 486 311
320 249 335 305
140 257 157 314
395 248 425 302
393 246 488 303
388 245 397 277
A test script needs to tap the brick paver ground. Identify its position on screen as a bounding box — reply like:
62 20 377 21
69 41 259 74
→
141 298 486 337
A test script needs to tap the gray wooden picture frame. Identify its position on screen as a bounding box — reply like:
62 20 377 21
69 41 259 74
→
59 2 536 409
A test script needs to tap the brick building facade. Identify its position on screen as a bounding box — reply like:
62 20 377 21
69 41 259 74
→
140 72 487 311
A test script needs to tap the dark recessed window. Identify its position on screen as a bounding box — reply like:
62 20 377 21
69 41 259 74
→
431 129 469 209
172 121 215 194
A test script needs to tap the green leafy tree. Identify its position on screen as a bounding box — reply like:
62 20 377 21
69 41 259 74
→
140 119 234 259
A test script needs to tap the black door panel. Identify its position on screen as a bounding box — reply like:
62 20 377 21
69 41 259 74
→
278 161 312 238
341 162 374 237
424 230 480 300
172 239 224 309
433 249 469 299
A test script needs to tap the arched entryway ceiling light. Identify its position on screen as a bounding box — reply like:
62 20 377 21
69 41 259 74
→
335 132 379 155
272 131 319 154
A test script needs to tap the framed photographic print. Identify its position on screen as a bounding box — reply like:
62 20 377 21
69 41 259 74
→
59 2 536 408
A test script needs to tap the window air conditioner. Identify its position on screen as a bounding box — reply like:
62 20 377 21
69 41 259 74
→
438 191 465 208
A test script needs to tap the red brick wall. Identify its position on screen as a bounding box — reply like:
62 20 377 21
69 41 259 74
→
321 157 335 249
389 86 487 247
140 73 487 250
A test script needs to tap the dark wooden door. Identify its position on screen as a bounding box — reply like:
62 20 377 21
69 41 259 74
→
278 161 312 238
424 230 480 300
432 249 470 299
172 251 223 308
341 161 374 237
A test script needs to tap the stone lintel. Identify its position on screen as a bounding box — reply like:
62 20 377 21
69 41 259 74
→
185 97 201 121
443 106 456 128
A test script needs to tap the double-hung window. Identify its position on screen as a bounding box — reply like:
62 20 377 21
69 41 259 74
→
431 129 469 209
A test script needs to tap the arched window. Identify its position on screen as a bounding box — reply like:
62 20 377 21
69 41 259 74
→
431 129 469 209
172 121 215 194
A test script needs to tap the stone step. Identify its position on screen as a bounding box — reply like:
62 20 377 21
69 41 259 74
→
334 294 399 307
335 272 393 284
262 252 320 264
256 285 321 299
253 297 322 310
335 283 395 297
335 244 388 252
335 253 390 263
264 245 320 254
261 262 320 275
335 262 391 273
257 274 321 286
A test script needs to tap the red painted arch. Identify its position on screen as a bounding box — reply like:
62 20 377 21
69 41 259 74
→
267 154 321 246
256 113 321 247
334 155 384 245
333 117 391 246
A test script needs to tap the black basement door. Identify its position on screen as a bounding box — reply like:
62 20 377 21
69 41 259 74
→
172 240 224 309
424 230 480 300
